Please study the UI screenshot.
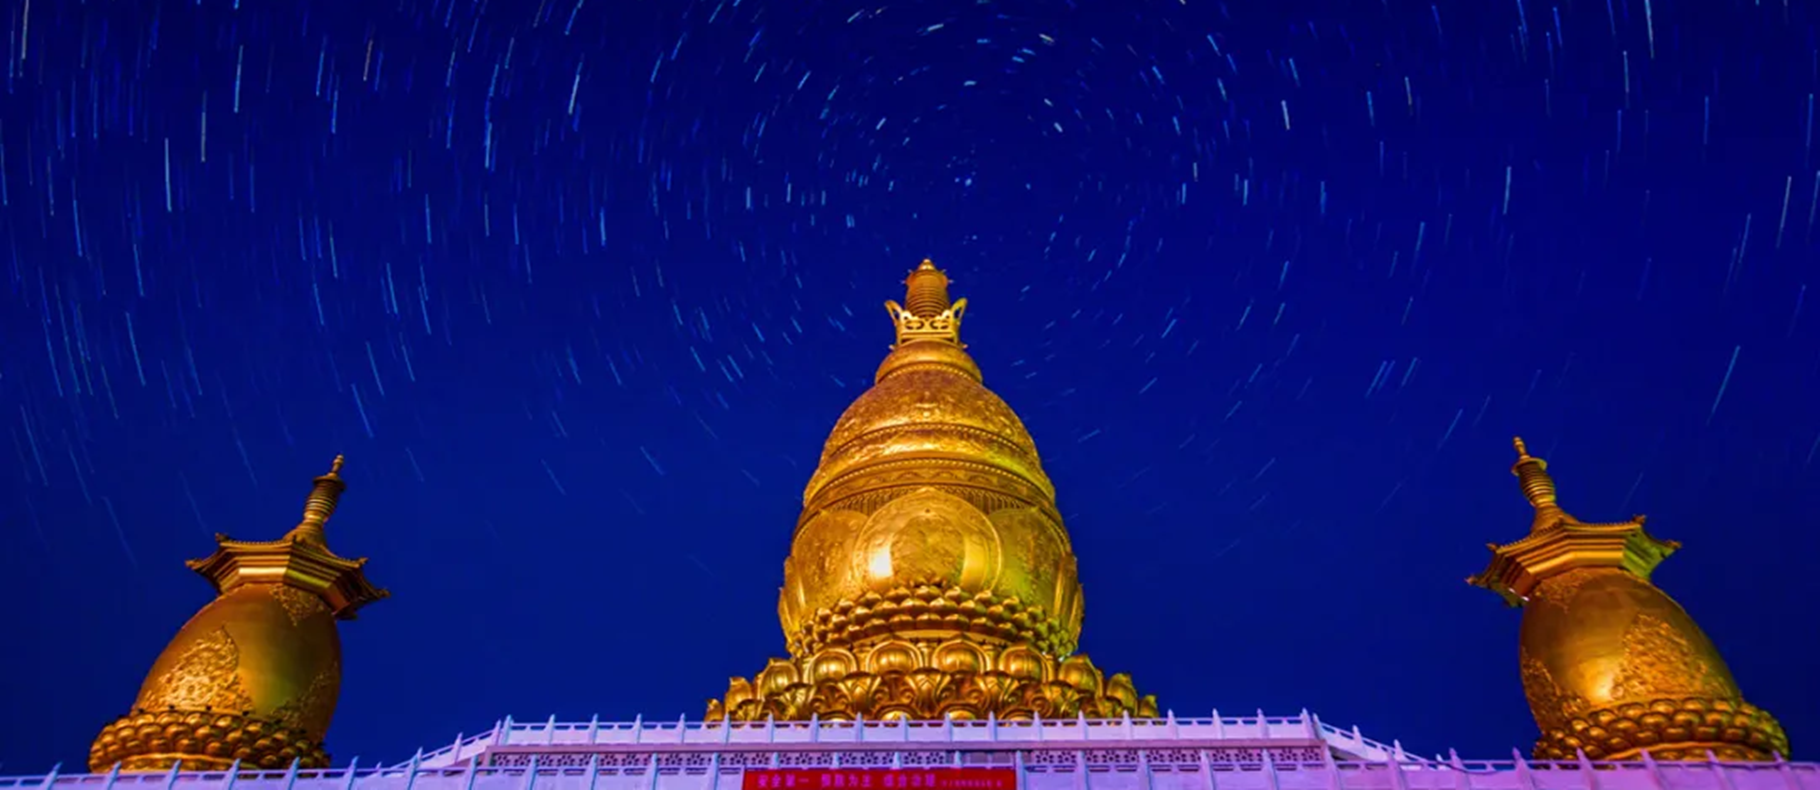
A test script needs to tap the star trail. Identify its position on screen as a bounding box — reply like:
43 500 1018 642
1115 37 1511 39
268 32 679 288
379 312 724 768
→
2 0 1817 771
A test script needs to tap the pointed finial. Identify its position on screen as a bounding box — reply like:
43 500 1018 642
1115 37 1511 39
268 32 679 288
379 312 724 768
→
903 259 953 318
285 455 349 545
1510 436 1564 519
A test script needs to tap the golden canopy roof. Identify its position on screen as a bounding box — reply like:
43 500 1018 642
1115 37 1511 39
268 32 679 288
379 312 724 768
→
708 260 1152 722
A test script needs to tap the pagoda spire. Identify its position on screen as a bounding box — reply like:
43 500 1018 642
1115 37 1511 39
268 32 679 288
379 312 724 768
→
89 456 387 772
1509 437 1567 530
283 454 347 545
1469 438 1787 762
706 259 1154 722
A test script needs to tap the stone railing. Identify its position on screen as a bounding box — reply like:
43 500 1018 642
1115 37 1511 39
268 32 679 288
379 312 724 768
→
408 712 1416 769
3 751 1815 790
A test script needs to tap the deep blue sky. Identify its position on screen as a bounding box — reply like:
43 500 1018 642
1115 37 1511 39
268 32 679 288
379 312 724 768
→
2 0 1817 774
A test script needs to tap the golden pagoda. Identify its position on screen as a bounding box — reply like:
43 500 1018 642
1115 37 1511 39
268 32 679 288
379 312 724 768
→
89 456 387 772
706 260 1157 722
1469 438 1788 762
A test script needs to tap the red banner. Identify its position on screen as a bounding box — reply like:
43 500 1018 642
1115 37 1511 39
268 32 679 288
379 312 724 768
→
741 769 1016 790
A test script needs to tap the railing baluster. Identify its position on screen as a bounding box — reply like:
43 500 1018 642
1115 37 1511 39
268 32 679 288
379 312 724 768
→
1575 750 1602 790
1706 751 1738 790
1447 749 1471 790
1512 750 1537 790
1385 749 1408 790
1321 740 1344 790
1775 752 1803 790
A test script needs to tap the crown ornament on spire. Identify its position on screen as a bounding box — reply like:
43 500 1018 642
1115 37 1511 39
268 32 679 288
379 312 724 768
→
883 259 968 347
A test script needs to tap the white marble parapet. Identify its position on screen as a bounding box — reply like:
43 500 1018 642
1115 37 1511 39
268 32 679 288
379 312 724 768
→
4 751 1815 790
408 713 1416 770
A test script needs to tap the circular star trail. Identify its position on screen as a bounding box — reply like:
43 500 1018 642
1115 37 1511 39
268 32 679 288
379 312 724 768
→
1 0 1816 770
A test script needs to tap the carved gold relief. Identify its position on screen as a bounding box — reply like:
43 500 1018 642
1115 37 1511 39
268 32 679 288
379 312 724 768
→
90 709 329 771
135 625 257 715
708 637 1156 722
1475 439 1787 762
271 585 328 626
789 579 1075 658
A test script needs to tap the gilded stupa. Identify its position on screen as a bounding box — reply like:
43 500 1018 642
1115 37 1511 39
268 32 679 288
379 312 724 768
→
706 260 1158 721
88 456 387 772
1469 438 1788 762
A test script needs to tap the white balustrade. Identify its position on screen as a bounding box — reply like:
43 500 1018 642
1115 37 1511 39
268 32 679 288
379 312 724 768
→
5 752 1814 790
413 714 1393 770
22 715 1810 790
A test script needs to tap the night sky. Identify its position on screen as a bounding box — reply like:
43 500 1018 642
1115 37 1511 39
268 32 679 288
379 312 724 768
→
2 0 1818 774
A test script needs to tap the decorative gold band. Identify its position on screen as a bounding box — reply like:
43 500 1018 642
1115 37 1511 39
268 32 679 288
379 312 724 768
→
1533 697 1788 761
788 581 1075 657
89 709 330 772
710 639 1154 722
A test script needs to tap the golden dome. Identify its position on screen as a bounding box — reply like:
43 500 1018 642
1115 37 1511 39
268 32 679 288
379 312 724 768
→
1471 439 1787 762
90 457 386 772
709 259 1153 723
801 349 1056 512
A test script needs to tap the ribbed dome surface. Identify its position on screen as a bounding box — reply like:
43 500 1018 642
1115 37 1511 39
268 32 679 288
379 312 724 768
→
802 355 1055 509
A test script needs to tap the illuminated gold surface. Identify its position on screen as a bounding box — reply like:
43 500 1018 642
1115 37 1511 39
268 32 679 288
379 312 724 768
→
1470 439 1786 761
90 457 386 772
713 260 1151 720
708 637 1157 721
